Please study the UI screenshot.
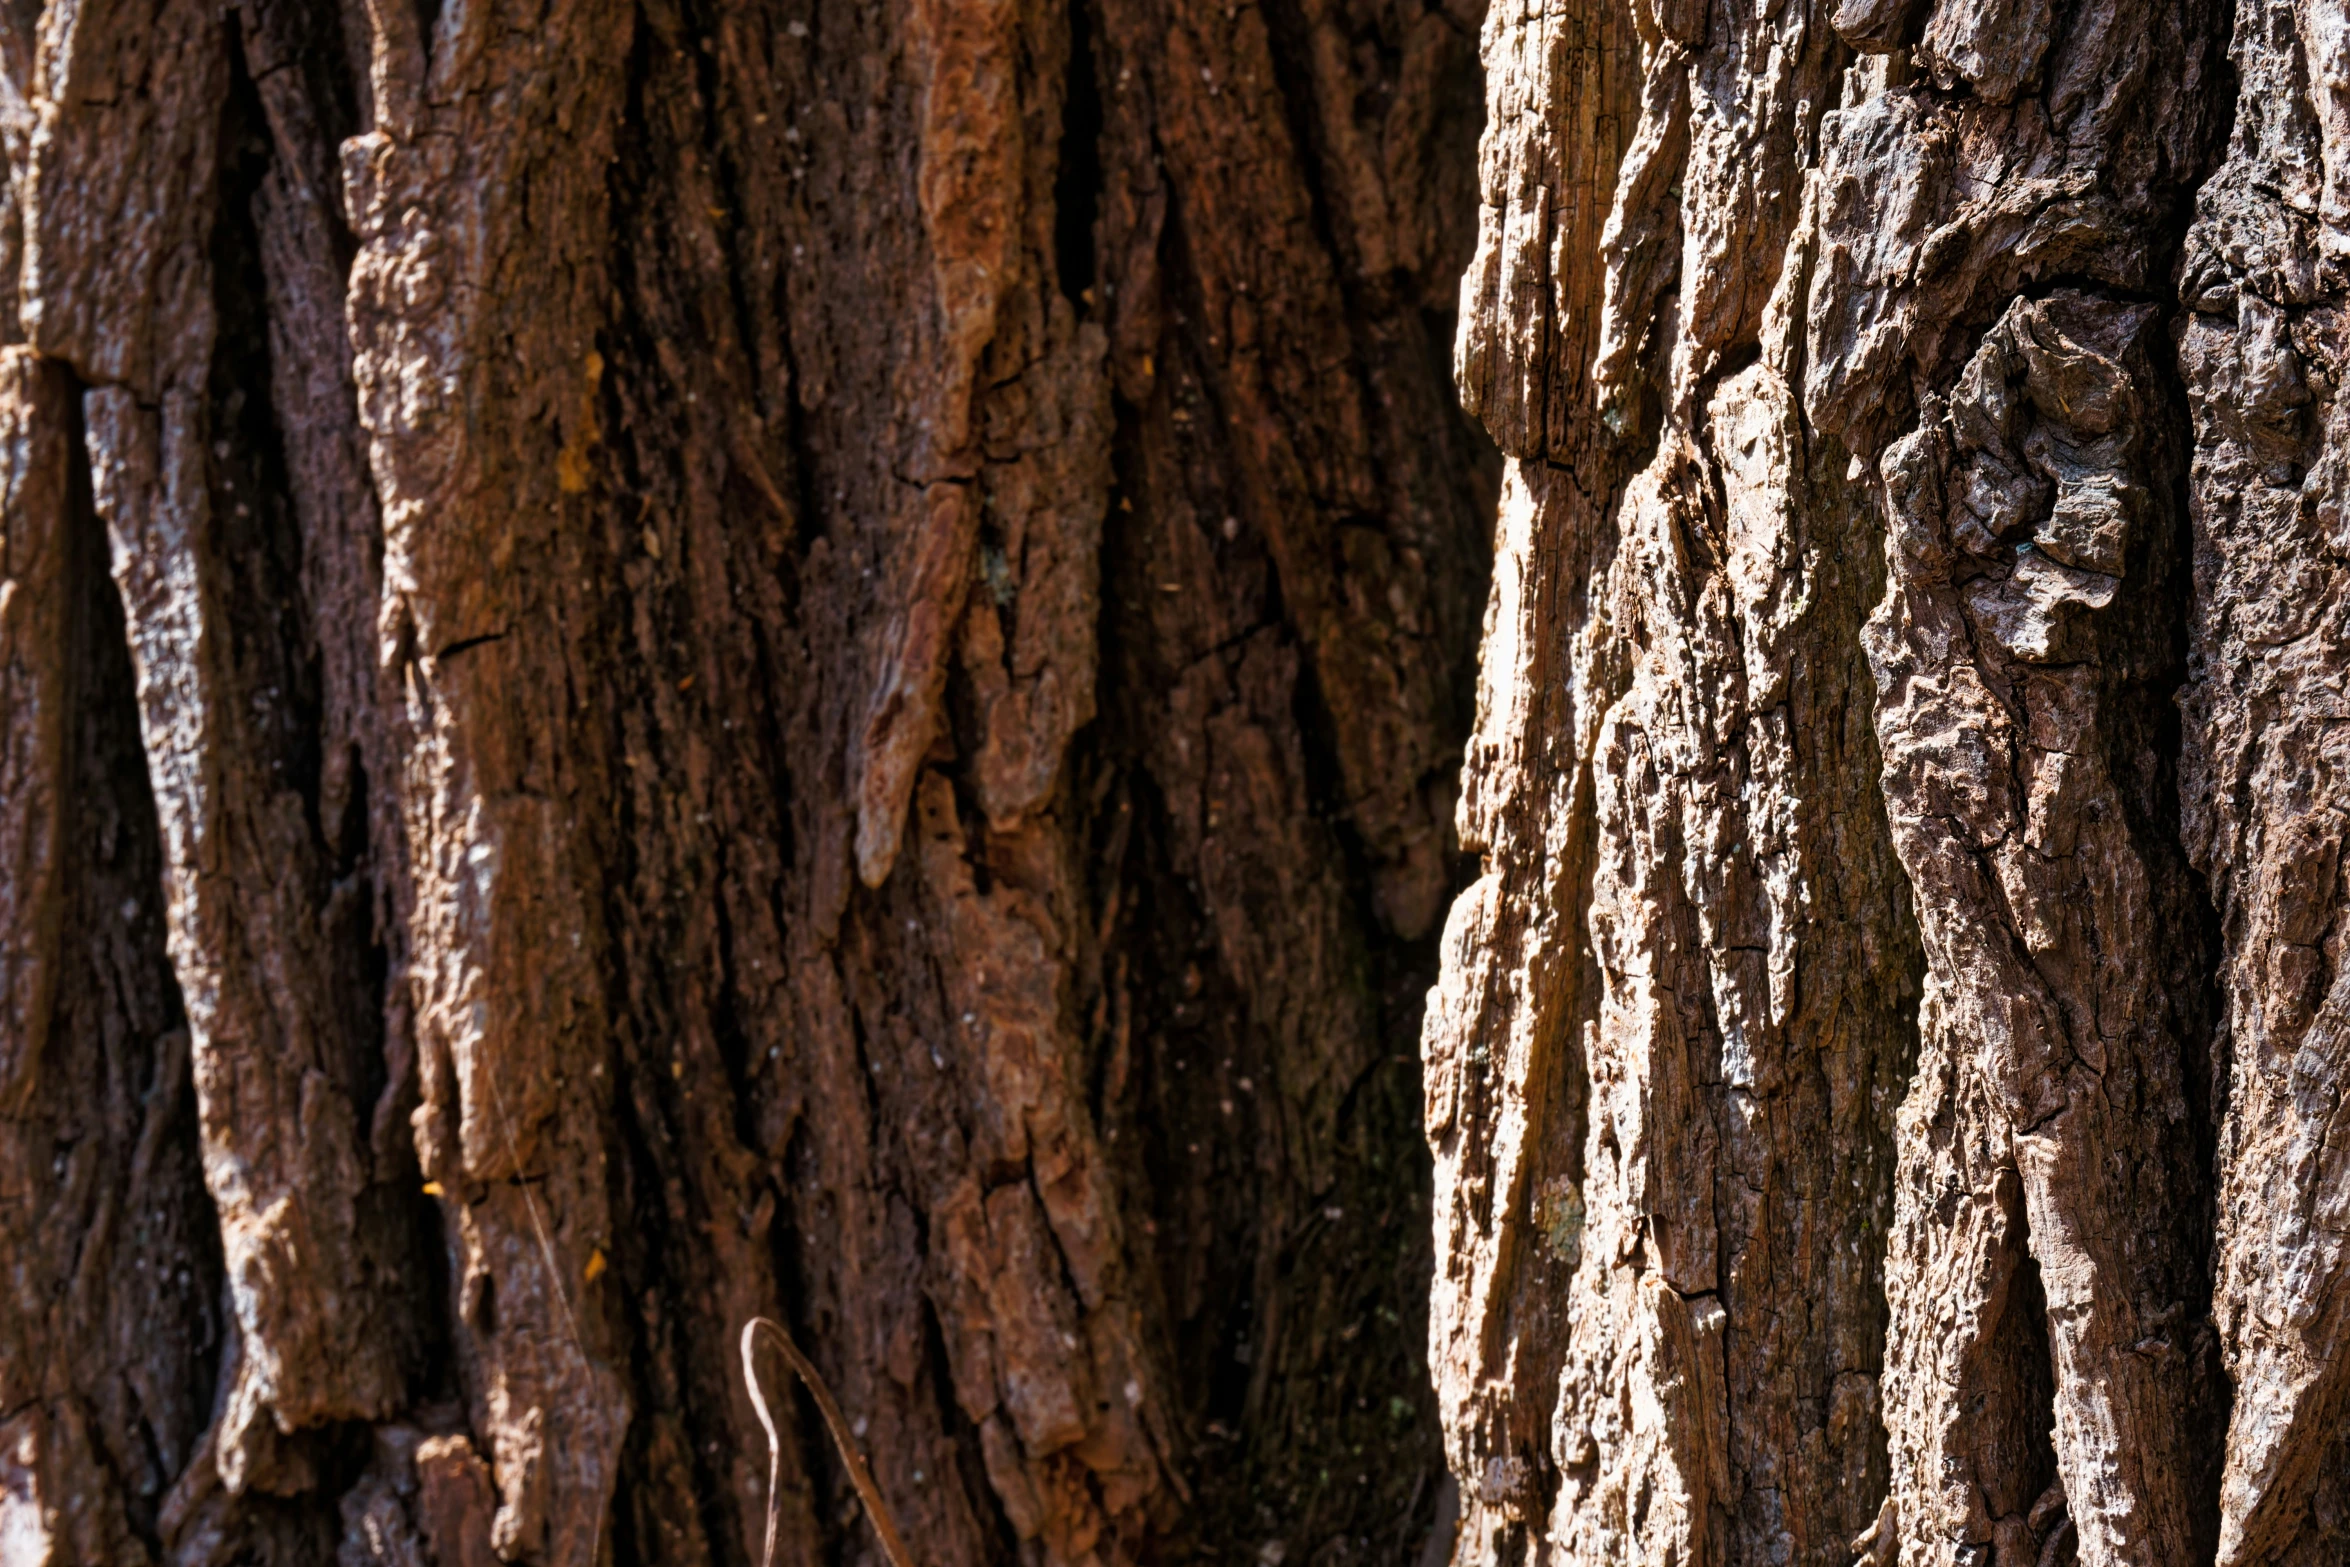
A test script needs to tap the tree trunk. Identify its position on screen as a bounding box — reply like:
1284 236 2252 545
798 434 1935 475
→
0 0 1491 1562
5 0 2350 1564
1430 0 2350 1564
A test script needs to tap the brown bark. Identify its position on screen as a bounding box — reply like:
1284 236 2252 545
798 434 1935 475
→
1431 0 2350 1562
16 0 2350 1561
0 0 1492 1563
2179 3 2350 1557
1431 1 1920 1558
1 350 224 1566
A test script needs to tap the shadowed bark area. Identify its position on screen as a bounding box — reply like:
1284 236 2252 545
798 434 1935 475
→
0 0 1492 1563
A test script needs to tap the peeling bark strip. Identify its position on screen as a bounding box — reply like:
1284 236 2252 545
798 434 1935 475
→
0 0 1489 1563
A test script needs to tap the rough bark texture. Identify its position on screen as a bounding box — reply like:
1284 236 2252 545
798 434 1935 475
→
0 0 1495 1563
1431 2 1921 1560
1428 0 2350 1562
18 0 2350 1561
2179 2 2350 1558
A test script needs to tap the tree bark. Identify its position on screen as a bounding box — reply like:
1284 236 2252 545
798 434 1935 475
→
1430 0 2350 1564
0 0 1490 1563
8 0 2350 1565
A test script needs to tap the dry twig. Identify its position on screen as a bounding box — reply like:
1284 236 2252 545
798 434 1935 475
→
740 1316 918 1567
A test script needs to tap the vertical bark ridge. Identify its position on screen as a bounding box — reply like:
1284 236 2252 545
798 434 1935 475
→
1430 1 1924 1564
341 2 643 1556
1793 1 2236 1557
0 350 224 1567
1427 0 1644 1549
3 4 438 1557
2179 0 2350 1557
1860 291 2224 1566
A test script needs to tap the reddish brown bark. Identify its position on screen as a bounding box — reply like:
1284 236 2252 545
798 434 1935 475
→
17 0 2350 1563
0 0 1492 1563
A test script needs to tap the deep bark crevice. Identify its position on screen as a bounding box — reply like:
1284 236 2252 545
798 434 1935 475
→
1054 0 1104 309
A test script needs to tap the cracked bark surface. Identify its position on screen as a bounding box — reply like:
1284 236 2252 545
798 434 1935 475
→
0 0 1492 1562
1426 0 2350 1563
14 0 2350 1560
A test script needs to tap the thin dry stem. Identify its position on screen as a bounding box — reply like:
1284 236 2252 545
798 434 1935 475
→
741 1316 919 1567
